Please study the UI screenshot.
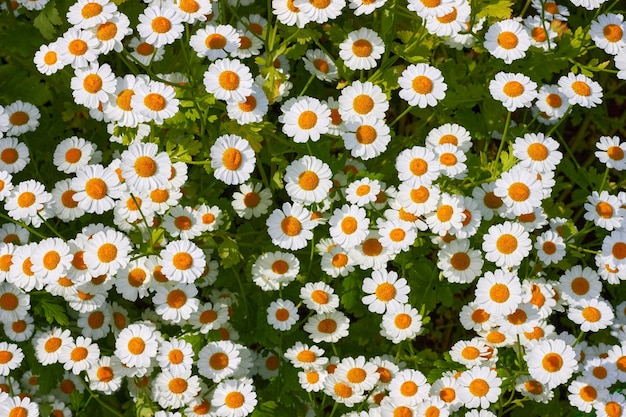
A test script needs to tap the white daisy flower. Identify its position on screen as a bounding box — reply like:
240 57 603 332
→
210 134 256 185
284 155 333 205
489 71 538 112
484 19 532 64
280 96 331 143
204 58 254 102
136 5 184 47
398 63 447 108
558 72 603 108
338 27 385 70
361 269 410 314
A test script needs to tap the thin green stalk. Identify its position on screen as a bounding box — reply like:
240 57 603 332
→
80 378 125 417
599 166 610 191
37 214 66 241
0 212 46 240
492 111 512 176
299 74 316 97
231 265 250 319
389 105 414 128
130 193 155 249
328 401 339 417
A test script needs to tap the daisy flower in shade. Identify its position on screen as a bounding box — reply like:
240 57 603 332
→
304 311 350 343
131 80 179 124
4 315 34 342
475 269 522 316
284 155 333 205
53 136 96 174
272 0 309 28
0 342 23 376
558 72 602 108
513 133 562 173
321 245 355 277
5 179 52 223
525 338 577 388
210 134 256 185
600 230 626 270
120 141 171 192
583 357 617 388
378 218 417 253
387 368 430 406
299 368 328 392
115 322 159 369
231 28 264 59
381 303 422 344
82 229 130 277
91 13 132 55
0 137 30 173
607 343 626 382
66 0 116 29
189 24 239 60
348 0 386 15
114 258 152 302
137 5 183 47
482 221 532 268
515 375 554 404
204 58 254 102
616 49 626 80
342 118 391 160
484 19 531 64
437 239 483 284
407 0 454 18
71 62 116 109
535 84 569 119
361 269 410 314
590 13 626 55
338 27 384 70
128 36 164 65
251 251 300 290
267 298 299 331
535 230 566 265
459 302 496 333
197 340 243 382
299 281 339 314
425 192 465 235
334 356 379 392
87 355 125 395
338 81 389 124
594 392 626 417
595 135 626 170
568 298 614 332
153 369 201 409
284 341 328 370
425 1 472 37
489 71 538 112
226 84 269 125
0 397 40 417
58 336 100 375
559 265 603 306
5 101 40 138
266 202 315 251
57 27 99 69
524 15 558 51
77 305 111 340
303 49 338 82
232 182 272 219
584 191 626 231
398 63 447 108
34 42 64 75
396 146 440 187
280 96 331 143
456 366 502 409
323 374 367 407
472 182 507 221
532 0 569 20
71 164 124 214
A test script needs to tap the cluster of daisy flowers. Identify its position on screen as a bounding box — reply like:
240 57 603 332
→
0 0 625 416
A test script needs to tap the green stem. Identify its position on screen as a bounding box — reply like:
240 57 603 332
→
328 401 339 417
389 105 414 127
0 212 46 240
492 111 512 175
232 265 250 319
37 214 66 241
130 193 155 249
80 378 125 417
572 330 585 347
299 74 316 97
599 166 610 191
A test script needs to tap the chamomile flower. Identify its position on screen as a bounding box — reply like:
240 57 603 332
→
361 269 410 314
515 374 553 404
267 298 299 331
489 72 538 112
482 221 532 268
535 230 566 265
212 379 257 417
425 1 472 37
280 96 331 143
294 0 345 24
3 315 34 342
324 374 367 407
304 311 350 343
339 81 388 124
475 269 522 316
210 134 256 185
396 183 440 217
189 302 229 334
568 298 614 332
131 80 179 124
29 237 72 284
0 397 40 417
87 355 124 395
285 341 328 370
558 72 603 108
114 259 152 301
33 327 72 366
590 13 626 55
114 322 160 368
34 42 64 75
525 338 577 388
396 146 440 187
425 192 465 235
320 245 355 277
66 0 117 29
119 141 171 192
92 13 132 54
434 142 467 178
0 342 23 376
557 264 599 306
226 85 269 125
197 340 242 382
0 137 29 174
381 303 422 343
532 0 569 21
5 179 52 223
82 229 130 276
77 307 111 340
204 58 254 103
328 205 368 249
387 368 430 406
189 24 239 60
535 84 569 119
53 136 96 174
378 219 417 253
128 36 165 65
437 239 484 284
266 202 315 251
232 182 272 219
342 119 391 160
71 62 116 109
595 136 626 170
398 63 447 108
303 49 338 82
407 0 454 18
425 123 472 152
171 0 213 23
484 19 531 64
57 27 99 69
153 369 201 409
252 251 300 290
339 28 384 70
284 155 333 205
58 335 100 375
137 5 183 47
334 356 379 392
159 239 206 284
513 133 562 173
457 366 502 409
450 338 491 368
71 164 124 214
272 0 310 28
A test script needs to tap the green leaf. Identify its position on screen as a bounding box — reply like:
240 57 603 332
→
475 0 514 19
33 2 63 40
33 293 70 326
218 236 242 269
